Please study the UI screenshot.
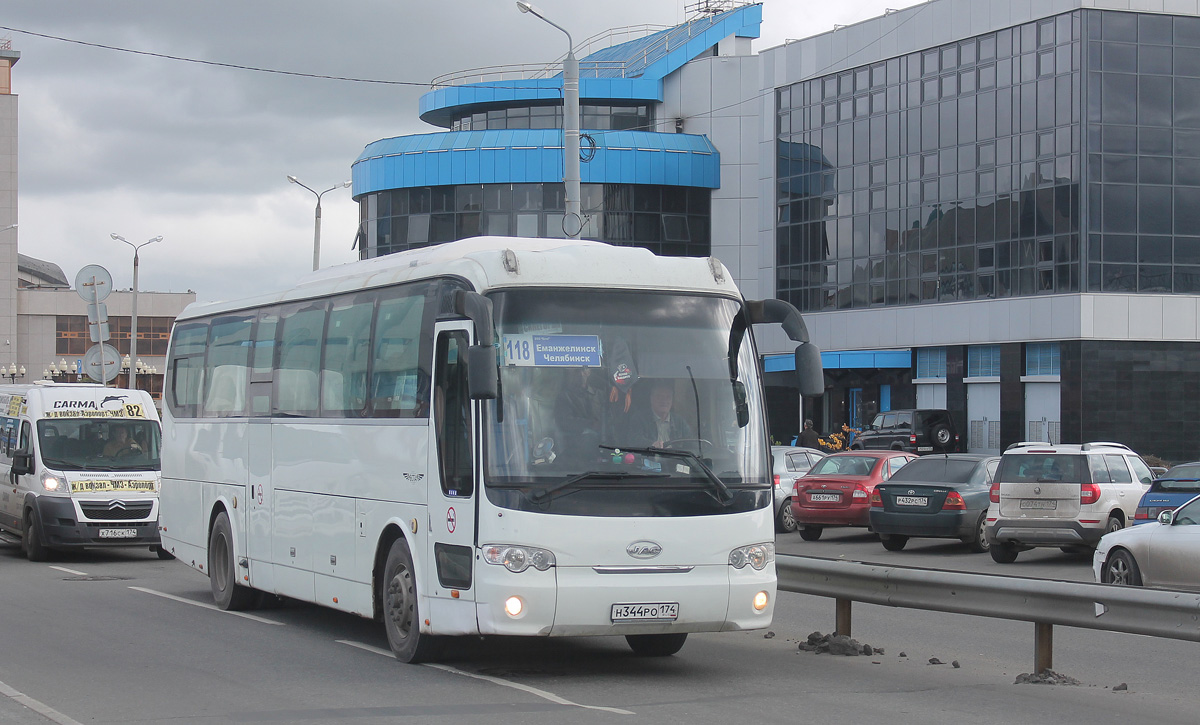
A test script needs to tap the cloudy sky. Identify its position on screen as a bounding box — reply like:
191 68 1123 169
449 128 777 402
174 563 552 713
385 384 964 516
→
3 0 923 303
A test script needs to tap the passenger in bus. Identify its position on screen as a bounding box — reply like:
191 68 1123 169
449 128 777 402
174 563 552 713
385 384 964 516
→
629 379 691 448
102 424 140 457
553 367 606 463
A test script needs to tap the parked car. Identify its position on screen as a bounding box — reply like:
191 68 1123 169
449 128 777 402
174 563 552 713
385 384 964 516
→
850 409 961 454
870 453 1000 552
1133 462 1200 525
771 446 825 533
985 441 1155 563
790 450 917 541
1095 493 1200 591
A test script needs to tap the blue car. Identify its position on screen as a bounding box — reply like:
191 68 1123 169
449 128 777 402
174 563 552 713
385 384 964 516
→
1134 462 1200 525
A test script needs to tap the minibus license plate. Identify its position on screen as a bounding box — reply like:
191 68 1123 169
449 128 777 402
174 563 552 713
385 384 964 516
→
611 602 679 622
98 528 137 539
1020 499 1057 510
810 493 840 502
896 496 928 506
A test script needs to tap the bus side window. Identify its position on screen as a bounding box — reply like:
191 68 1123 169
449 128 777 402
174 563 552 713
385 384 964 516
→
371 291 427 418
167 321 210 418
435 331 473 497
204 314 254 417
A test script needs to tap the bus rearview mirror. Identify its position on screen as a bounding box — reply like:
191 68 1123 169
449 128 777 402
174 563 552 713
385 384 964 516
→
795 343 824 398
466 345 498 400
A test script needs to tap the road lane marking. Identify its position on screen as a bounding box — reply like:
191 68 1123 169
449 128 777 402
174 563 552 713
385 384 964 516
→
336 640 633 715
129 587 285 625
50 565 88 576
0 678 85 725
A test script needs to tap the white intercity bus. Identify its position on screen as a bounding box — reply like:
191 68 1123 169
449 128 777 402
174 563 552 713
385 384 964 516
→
159 237 823 662
0 382 166 561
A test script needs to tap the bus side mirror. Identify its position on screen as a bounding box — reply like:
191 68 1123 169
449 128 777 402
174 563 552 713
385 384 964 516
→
11 451 33 476
795 343 824 398
466 345 498 400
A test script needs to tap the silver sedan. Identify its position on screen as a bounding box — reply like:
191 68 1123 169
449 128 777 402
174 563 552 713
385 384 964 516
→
1094 493 1200 592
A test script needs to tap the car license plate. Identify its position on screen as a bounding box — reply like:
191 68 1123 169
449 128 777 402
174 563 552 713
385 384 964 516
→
98 528 137 539
1020 499 1057 510
917 446 933 452
896 496 928 506
809 492 840 502
611 602 679 622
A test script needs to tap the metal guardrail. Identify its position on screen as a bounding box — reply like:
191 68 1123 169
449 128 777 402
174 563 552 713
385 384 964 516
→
776 555 1200 672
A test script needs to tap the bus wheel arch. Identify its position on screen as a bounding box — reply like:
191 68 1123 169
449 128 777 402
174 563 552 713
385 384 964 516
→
208 506 256 611
380 534 440 663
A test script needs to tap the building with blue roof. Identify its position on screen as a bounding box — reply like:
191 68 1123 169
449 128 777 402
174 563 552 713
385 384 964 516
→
351 2 763 273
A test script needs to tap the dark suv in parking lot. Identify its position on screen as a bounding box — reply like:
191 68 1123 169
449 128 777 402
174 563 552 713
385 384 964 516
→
850 409 961 454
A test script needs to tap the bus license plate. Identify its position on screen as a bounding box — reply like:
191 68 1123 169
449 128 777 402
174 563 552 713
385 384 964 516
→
98 528 137 539
1020 499 1057 510
611 602 679 622
810 493 840 502
895 496 928 506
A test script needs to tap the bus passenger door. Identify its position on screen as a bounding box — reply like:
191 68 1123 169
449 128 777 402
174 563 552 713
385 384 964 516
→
428 323 477 607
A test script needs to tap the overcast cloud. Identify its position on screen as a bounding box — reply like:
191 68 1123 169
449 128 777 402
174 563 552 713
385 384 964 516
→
3 0 923 303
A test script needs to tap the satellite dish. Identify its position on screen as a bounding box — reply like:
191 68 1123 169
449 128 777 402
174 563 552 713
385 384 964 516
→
75 265 113 302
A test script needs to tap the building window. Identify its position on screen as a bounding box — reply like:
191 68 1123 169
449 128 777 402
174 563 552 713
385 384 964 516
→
916 347 947 378
967 344 1001 377
358 183 711 259
450 103 653 132
56 316 175 357
775 11 1084 312
1026 342 1060 375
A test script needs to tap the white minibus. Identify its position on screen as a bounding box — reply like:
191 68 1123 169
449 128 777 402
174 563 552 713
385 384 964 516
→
0 382 166 560
160 237 822 662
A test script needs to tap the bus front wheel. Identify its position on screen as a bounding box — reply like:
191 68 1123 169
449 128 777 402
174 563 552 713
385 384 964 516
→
209 511 256 610
382 538 439 663
626 633 688 657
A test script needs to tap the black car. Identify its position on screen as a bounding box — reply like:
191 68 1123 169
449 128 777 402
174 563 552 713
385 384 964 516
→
851 409 961 454
870 453 1000 552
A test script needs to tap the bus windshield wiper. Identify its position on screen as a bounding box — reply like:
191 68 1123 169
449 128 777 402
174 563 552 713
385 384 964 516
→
526 470 670 503
601 445 735 505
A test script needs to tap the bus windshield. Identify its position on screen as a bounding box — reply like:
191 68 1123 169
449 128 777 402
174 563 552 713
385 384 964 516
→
36 418 162 472
483 288 769 517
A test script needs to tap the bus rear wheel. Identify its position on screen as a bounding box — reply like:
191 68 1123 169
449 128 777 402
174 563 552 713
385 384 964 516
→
382 538 439 663
626 633 688 657
209 511 255 610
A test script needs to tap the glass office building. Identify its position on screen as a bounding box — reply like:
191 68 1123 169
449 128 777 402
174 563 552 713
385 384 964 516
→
764 1 1200 460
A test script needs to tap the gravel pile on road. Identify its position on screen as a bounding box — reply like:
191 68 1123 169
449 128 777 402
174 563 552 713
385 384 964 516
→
797 631 883 656
1015 669 1082 686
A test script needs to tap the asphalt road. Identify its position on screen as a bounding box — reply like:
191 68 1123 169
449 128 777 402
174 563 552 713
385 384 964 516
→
0 538 1196 725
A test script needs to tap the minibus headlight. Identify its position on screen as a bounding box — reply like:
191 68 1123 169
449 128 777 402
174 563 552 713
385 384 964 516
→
482 544 555 573
729 542 775 570
41 473 66 492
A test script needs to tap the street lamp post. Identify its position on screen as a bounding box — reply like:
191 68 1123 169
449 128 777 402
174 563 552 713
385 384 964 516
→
110 233 162 392
2 364 24 383
287 176 352 271
516 1 581 237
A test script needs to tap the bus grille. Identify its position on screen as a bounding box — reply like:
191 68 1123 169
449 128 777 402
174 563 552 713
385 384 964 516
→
80 502 154 521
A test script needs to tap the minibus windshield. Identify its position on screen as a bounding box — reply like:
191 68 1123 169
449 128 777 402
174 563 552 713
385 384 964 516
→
36 418 162 472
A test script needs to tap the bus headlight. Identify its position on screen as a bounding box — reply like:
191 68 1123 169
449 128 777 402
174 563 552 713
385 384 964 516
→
729 542 774 570
41 473 66 492
482 544 555 573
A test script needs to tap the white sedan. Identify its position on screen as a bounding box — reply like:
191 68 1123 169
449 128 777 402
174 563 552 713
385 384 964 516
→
1094 493 1200 592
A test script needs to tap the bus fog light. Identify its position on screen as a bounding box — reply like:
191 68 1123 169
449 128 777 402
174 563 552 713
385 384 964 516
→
504 596 524 617
753 591 769 611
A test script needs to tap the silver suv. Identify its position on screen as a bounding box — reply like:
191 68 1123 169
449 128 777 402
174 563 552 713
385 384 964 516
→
985 442 1154 563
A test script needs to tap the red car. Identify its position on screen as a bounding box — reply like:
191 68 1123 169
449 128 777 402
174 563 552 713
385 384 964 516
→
791 450 917 541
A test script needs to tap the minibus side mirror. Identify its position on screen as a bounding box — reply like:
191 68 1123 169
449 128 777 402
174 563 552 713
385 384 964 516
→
11 451 33 476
